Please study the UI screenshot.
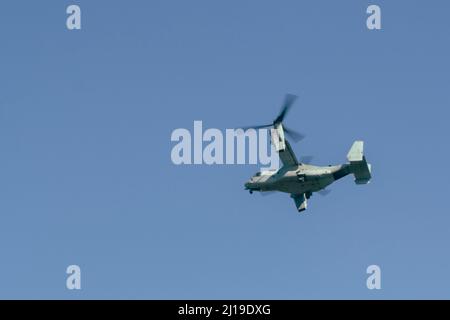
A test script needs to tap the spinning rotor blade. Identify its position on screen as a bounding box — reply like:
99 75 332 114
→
239 124 273 131
274 94 298 124
284 125 305 142
260 191 277 197
238 94 304 141
318 189 331 196
299 155 314 164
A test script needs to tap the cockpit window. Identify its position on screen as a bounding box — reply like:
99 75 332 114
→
255 172 261 176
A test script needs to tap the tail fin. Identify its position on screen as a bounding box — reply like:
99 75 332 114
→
347 141 372 184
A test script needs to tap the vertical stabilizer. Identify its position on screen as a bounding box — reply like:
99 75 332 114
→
347 141 372 184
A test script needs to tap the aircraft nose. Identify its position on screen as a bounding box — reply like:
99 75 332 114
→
244 179 254 189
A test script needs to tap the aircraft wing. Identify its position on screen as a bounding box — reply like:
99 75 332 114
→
279 139 298 167
291 193 307 212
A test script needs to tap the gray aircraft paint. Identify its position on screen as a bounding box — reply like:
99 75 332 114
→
245 137 372 212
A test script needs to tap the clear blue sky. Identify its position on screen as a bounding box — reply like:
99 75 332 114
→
1 0 449 299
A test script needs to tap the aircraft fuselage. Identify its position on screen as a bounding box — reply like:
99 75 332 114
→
244 164 352 196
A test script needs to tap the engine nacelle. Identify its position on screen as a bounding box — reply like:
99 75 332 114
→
270 124 286 152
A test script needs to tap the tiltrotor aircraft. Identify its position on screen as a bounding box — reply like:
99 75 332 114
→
243 94 372 212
